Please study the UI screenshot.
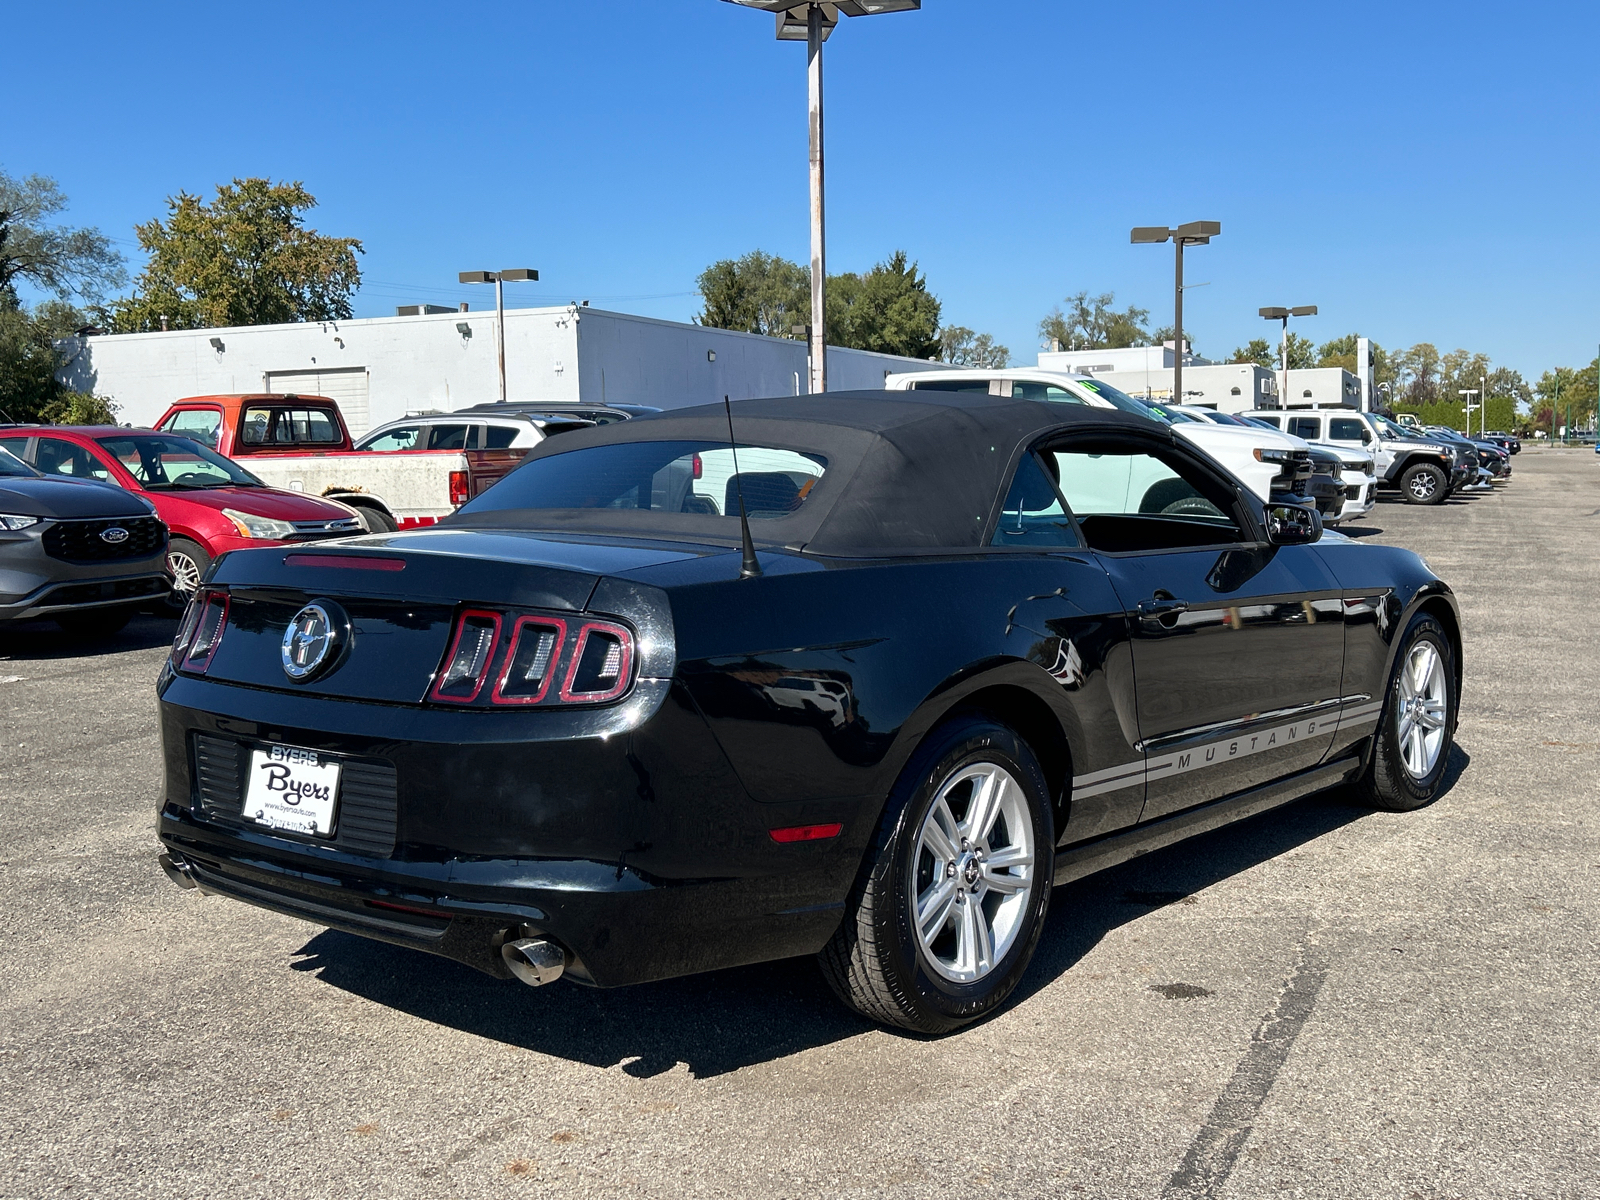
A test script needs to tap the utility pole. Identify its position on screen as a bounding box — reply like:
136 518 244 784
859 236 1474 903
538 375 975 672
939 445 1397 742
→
723 2 920 395
806 4 826 394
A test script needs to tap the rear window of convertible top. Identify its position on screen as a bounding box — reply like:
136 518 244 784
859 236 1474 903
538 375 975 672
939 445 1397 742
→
460 440 828 520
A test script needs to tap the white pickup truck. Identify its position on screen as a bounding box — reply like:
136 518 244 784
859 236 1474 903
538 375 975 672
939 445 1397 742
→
884 369 1316 504
154 395 548 531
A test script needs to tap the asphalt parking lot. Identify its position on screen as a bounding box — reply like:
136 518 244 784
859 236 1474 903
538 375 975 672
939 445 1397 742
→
2 449 1596 1200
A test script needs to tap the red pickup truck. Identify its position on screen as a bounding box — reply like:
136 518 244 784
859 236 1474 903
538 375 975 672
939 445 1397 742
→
154 394 527 531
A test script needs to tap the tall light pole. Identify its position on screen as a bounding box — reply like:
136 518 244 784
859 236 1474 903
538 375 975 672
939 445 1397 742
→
1459 388 1479 437
723 1 920 394
1131 221 1220 404
459 269 538 403
1258 305 1318 408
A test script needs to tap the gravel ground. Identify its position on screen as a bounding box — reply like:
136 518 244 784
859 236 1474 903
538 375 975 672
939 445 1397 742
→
2 448 1596 1200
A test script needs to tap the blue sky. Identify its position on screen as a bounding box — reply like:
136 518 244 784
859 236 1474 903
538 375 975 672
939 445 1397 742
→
6 1 1597 380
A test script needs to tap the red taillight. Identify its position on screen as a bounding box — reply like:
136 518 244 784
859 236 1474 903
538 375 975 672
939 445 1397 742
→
691 452 703 480
428 609 502 703
449 470 470 507
769 823 844 844
172 590 229 674
559 621 635 703
490 617 568 705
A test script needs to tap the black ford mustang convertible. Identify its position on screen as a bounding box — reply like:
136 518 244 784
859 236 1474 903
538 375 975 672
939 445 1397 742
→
156 392 1460 1033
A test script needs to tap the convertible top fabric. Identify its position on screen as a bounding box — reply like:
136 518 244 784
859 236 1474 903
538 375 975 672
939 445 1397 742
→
446 390 1172 555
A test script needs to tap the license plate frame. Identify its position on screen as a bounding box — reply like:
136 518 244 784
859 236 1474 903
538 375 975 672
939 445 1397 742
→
242 743 341 837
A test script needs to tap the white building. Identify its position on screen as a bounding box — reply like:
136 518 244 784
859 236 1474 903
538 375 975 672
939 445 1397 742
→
1280 366 1362 409
57 306 945 435
1038 340 1210 375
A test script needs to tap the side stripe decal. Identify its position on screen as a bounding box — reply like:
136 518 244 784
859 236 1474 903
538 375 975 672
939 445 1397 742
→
1071 698 1387 800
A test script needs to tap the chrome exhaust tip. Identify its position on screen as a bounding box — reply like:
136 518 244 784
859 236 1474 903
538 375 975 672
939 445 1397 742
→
500 934 568 987
158 852 197 890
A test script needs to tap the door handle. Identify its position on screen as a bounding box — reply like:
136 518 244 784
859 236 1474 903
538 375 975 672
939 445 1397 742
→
1136 592 1189 628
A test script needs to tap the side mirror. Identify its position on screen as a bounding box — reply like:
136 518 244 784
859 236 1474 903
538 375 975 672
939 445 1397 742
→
1264 502 1322 546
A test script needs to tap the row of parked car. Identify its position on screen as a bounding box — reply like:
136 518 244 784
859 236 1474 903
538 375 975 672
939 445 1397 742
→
0 372 1513 637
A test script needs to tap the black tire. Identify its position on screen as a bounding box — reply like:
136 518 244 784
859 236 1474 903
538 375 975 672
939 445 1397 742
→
1355 612 1457 812
54 608 131 637
818 715 1054 1034
1139 477 1205 515
352 505 397 534
165 538 211 613
1399 461 1448 505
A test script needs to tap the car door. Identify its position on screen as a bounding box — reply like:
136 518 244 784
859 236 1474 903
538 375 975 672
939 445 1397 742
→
1041 431 1346 822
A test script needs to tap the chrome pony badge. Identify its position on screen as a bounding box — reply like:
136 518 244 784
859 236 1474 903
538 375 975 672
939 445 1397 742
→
99 526 130 544
281 602 344 681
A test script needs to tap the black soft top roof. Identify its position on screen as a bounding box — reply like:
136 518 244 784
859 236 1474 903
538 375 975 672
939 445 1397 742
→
446 389 1170 555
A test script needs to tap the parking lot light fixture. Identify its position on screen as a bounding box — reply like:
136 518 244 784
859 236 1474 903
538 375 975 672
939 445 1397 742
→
1459 389 1479 438
1131 221 1220 404
458 269 539 403
722 1 921 394
1258 304 1317 408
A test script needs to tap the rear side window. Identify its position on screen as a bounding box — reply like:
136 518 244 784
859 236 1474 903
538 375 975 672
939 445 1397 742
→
426 424 472 450
1252 414 1282 428
990 455 1079 548
1287 417 1321 439
484 424 522 449
36 437 112 482
910 378 994 394
1329 419 1367 441
163 408 223 448
1008 382 1086 405
461 440 826 519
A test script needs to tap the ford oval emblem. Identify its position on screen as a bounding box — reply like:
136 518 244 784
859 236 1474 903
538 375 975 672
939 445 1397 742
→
100 527 130 544
281 601 346 681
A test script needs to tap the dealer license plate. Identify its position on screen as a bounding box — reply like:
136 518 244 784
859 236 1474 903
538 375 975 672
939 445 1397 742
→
243 744 341 836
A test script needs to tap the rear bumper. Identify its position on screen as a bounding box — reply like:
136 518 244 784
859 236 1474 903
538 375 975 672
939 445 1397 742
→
154 677 867 987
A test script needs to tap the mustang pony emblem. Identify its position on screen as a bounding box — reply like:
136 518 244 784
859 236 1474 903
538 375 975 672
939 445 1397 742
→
280 603 341 681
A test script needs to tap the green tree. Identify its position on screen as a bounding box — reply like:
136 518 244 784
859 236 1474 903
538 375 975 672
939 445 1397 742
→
1315 334 1394 386
1037 291 1150 351
112 178 362 331
0 169 127 305
938 326 1010 368
0 296 117 424
1392 343 1441 406
1534 360 1598 433
828 251 941 359
695 249 809 338
1230 338 1275 369
697 248 942 358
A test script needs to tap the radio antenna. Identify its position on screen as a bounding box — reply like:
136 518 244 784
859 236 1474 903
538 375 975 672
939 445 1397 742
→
724 394 762 579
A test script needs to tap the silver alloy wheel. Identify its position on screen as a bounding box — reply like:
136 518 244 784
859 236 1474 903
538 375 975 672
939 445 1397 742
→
909 762 1036 984
1396 641 1449 778
1408 470 1439 501
168 549 202 597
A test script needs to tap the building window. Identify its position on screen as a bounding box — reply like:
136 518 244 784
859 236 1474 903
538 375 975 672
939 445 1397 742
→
1302 389 1314 398
1230 386 1241 396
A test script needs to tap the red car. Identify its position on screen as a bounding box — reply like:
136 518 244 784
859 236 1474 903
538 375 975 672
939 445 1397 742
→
0 427 364 605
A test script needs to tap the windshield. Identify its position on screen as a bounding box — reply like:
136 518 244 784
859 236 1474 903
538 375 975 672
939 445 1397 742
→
0 445 39 477
460 440 828 520
1143 402 1201 423
1073 378 1170 424
1372 415 1414 440
95 434 264 490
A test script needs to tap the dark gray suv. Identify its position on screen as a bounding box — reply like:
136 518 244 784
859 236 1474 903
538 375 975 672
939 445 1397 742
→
0 444 172 635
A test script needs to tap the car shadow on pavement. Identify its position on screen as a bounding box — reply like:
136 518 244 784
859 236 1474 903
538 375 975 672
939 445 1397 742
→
290 745 1470 1075
0 613 175 660
1007 742 1472 1016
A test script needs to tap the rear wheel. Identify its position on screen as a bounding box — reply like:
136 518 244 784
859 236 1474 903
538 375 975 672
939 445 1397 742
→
1355 613 1456 811
819 715 1053 1034
165 538 211 613
1400 462 1448 505
54 608 131 637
